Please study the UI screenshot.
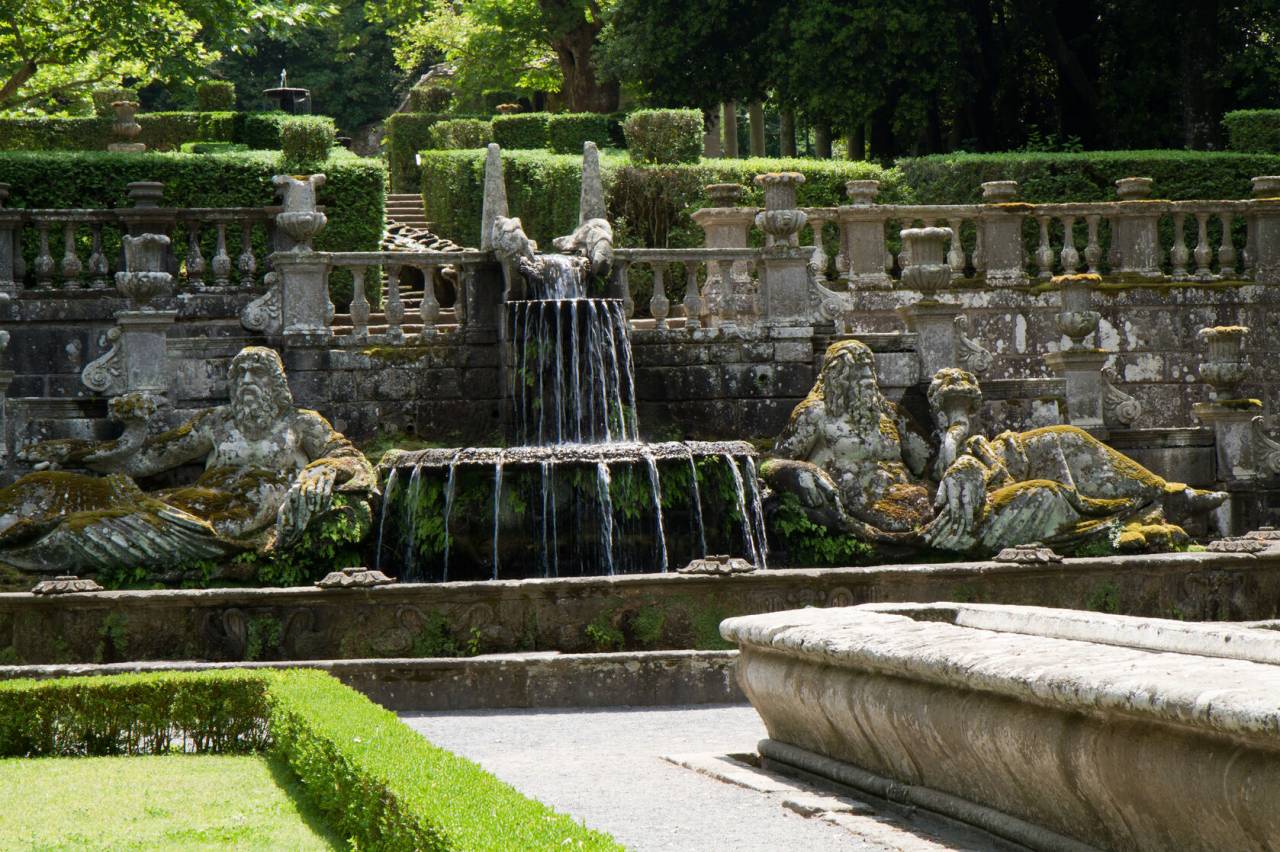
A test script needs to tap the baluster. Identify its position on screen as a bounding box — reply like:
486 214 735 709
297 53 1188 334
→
60 221 82 290
87 223 108 288
212 223 232 286
947 218 965 274
1084 214 1102 273
385 264 404 342
34 221 54 288
1058 215 1079 274
1170 212 1190 279
809 216 828 277
835 219 850 281
1035 216 1054 279
1217 212 1237 278
349 265 370 340
12 225 25 285
419 265 439 338
649 262 669 330
237 222 256 286
682 261 701 331
185 221 205 290
1193 212 1212 278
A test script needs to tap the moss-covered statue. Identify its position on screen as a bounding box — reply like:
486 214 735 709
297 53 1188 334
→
761 340 1226 555
0 346 376 576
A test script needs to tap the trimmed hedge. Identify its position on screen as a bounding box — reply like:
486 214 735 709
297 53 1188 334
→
897 150 1280 203
408 85 453 113
547 113 614 154
492 112 551 150
238 112 291 151
1224 110 1280 154
425 118 493 151
0 669 621 850
197 80 236 112
384 112 486 192
138 112 239 151
0 111 299 153
624 109 702 164
91 87 138 117
280 115 338 172
420 149 904 248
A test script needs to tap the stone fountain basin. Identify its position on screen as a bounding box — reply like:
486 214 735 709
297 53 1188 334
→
378 440 758 471
722 603 1280 852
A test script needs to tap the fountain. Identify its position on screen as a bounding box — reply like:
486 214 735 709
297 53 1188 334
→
373 143 766 581
263 68 312 114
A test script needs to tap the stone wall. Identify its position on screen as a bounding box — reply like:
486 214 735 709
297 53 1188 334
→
1 549 1276 665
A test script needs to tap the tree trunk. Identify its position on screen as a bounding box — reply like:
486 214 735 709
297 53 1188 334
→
542 1 619 112
704 108 722 158
814 122 832 159
0 59 39 109
779 109 796 157
748 101 765 156
722 101 739 158
846 123 865 160
869 106 895 164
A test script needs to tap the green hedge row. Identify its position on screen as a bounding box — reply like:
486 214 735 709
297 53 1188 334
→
425 118 493 151
419 149 903 248
1223 110 1280 154
0 669 620 850
492 112 551 150
384 112 487 192
0 112 304 154
0 150 385 305
547 113 614 155
897 150 1280 203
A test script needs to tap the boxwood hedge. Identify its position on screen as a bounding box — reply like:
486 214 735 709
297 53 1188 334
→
547 113 615 155
0 111 300 153
0 669 620 850
384 112 487 192
1223 110 1280 154
492 112 551 150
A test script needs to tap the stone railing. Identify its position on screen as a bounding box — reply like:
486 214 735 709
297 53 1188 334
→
695 175 1280 289
0 181 274 299
612 247 762 331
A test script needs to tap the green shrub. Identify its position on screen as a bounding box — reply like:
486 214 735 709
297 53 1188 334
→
181 141 249 154
0 670 622 850
624 109 703 164
1223 110 1280 154
420 148 905 248
547 113 614 154
91 87 137 117
238 112 291 150
197 80 236 111
492 112 551 150
137 112 239 151
0 112 241 152
383 112 485 192
279 115 337 172
897 150 1280 203
425 118 493 151
408 85 453 112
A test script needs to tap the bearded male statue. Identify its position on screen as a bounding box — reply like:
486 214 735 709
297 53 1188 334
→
0 346 376 576
762 339 1226 554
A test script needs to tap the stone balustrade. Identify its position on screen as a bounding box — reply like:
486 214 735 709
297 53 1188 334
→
612 247 762 332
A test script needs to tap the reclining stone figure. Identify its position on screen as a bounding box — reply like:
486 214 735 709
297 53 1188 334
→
761 339 1226 554
0 346 376 576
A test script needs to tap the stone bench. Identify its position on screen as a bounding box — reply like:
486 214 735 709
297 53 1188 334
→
721 603 1280 852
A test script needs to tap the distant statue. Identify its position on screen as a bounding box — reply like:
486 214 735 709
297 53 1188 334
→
1 346 376 576
762 340 1226 554
280 68 288 88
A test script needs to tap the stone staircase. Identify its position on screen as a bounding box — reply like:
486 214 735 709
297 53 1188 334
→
386 193 431 230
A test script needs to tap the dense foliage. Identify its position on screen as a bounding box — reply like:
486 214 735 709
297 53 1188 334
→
624 109 703 164
546 112 613 154
0 670 621 850
0 111 240 152
1223 110 1280 154
425 118 494 151
279 115 338 172
384 112 486 191
492 112 552 149
196 80 236 111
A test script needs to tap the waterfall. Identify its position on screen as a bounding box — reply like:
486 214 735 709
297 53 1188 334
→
491 459 503 579
686 448 707 557
644 453 669 573
401 464 423 581
596 460 615 576
374 467 399 573
441 454 460 582
744 457 769 571
724 453 760 568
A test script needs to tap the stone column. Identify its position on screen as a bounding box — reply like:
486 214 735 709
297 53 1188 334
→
1250 176 1280 285
0 184 17 299
1193 326 1256 479
976 180 1027 287
754 172 810 327
722 102 739 158
836 180 892 291
1043 273 1106 432
579 141 606 224
1113 177 1163 277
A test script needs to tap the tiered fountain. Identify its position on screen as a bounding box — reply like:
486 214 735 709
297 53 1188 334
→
373 144 767 581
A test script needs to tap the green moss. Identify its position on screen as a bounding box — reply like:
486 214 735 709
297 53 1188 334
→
244 616 282 662
769 492 876 567
585 612 625 652
1085 581 1121 614
629 605 666 648
93 613 129 664
410 610 482 658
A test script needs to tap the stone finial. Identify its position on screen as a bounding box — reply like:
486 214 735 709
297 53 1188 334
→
1115 177 1154 200
273 173 327 252
579 141 606 225
316 566 395 588
115 233 174 307
1054 273 1101 350
127 181 164 208
899 227 953 296
993 543 1063 564
980 181 1018 202
1197 326 1250 400
754 172 805 210
705 183 743 207
678 555 755 575
845 180 880 205
32 575 104 595
479 143 508 252
1206 537 1268 553
1250 176 1280 198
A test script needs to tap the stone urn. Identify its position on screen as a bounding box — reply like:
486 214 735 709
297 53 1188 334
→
981 181 1019 202
754 208 808 247
705 183 743 208
111 101 142 142
127 181 164 208
1115 177 1154 200
754 172 808 247
900 227 954 296
755 171 805 209
1251 176 1280 198
845 180 880 206
1198 325 1250 399
115 234 174 307
1054 273 1101 349
273 173 328 251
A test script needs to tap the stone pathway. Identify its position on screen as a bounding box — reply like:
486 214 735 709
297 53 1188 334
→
401 704 1015 851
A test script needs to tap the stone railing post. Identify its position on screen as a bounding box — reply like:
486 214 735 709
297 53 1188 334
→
692 183 754 297
0 184 18 299
896 226 991 381
753 172 810 327
976 181 1027 287
1112 177 1163 277
1043 273 1107 432
1192 325 1257 480
115 181 179 277
271 174 332 338
835 180 892 290
1249 176 1280 285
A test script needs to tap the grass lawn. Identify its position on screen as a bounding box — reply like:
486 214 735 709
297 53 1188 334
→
0 753 342 850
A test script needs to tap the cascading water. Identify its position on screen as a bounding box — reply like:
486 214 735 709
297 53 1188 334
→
374 249 769 581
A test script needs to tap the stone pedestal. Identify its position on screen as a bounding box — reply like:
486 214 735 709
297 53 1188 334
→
107 143 147 154
754 172 810 326
898 301 962 382
1113 178 1163 277
978 206 1029 287
273 252 333 338
1044 349 1107 432
1193 401 1262 480
1251 196 1280 285
691 205 754 286
119 311 177 394
836 209 892 290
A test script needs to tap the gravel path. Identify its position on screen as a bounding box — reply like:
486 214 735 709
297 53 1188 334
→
401 704 1001 851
